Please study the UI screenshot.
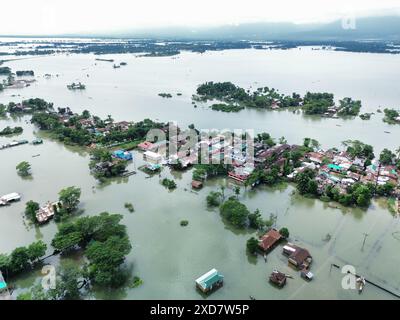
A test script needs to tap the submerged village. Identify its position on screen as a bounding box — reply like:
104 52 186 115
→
1 78 400 299
1 40 400 300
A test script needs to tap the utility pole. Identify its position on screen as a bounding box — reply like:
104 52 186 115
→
361 233 369 251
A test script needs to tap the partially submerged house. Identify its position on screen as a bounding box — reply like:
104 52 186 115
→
283 244 312 270
195 269 224 294
113 150 133 161
138 141 155 151
269 270 287 287
258 228 282 253
144 150 162 163
191 180 203 189
36 201 60 224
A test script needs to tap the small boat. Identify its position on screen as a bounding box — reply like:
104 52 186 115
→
356 276 366 293
384 131 391 134
32 154 40 158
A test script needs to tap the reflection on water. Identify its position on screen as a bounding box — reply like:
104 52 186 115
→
0 48 399 299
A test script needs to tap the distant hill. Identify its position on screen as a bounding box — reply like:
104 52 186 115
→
101 16 400 41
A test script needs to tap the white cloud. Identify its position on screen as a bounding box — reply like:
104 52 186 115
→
1 0 399 35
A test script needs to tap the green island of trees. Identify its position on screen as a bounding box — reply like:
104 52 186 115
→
194 82 363 117
0 67 11 75
16 70 34 77
360 113 373 120
7 98 54 114
383 108 400 124
124 202 135 213
210 103 245 113
302 92 334 115
6 212 134 300
67 82 86 90
16 161 32 177
51 212 132 287
337 97 362 116
0 126 23 136
161 178 177 190
195 81 301 110
158 93 173 98
218 197 279 231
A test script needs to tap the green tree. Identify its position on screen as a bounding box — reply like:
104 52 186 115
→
16 161 31 176
379 149 395 165
376 183 395 197
206 191 222 207
59 186 81 212
296 169 317 195
25 200 40 222
279 227 290 239
27 241 47 263
219 198 250 228
248 209 264 229
86 236 131 287
246 237 259 254
9 247 31 273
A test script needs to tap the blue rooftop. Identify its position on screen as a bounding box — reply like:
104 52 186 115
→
113 150 133 161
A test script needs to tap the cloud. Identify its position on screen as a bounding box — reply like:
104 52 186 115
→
1 0 399 35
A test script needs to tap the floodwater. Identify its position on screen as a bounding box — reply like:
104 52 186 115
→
0 47 399 300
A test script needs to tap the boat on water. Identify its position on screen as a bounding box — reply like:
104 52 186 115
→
0 140 28 150
32 138 43 145
0 193 21 206
356 276 366 293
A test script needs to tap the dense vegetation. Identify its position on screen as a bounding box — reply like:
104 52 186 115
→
210 103 245 112
89 148 128 180
196 82 362 117
0 126 23 136
161 178 177 190
51 212 132 287
31 109 165 147
294 168 375 208
302 92 334 115
342 140 374 161
337 97 362 116
0 66 11 75
16 161 31 177
383 108 400 124
0 241 47 276
158 93 173 98
7 98 54 114
195 82 301 110
16 70 34 76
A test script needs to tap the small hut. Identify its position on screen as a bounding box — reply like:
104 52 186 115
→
195 269 224 294
191 180 203 189
269 270 287 287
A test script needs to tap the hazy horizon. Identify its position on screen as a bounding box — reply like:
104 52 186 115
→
1 0 400 36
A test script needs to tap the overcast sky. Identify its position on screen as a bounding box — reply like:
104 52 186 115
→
1 0 400 35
